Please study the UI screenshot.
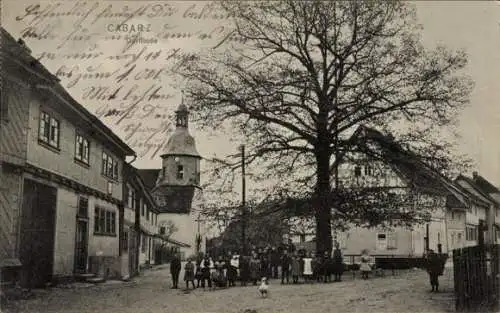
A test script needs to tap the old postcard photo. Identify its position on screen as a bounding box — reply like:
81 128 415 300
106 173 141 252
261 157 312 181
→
1 1 500 312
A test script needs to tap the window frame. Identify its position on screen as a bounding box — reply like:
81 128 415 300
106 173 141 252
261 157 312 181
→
94 206 117 236
75 132 90 165
121 230 129 252
38 110 60 149
177 165 184 180
101 151 119 180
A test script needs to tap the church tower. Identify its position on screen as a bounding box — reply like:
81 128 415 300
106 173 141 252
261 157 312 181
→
156 102 201 192
151 99 205 259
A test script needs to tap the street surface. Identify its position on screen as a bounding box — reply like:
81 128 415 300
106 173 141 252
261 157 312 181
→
3 266 455 313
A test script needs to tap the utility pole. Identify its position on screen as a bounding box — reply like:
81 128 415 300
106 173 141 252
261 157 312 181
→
240 144 247 256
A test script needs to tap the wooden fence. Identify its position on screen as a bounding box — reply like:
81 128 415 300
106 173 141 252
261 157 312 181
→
453 245 500 312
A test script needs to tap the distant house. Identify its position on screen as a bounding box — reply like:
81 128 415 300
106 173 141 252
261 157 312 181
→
0 27 135 287
288 126 478 259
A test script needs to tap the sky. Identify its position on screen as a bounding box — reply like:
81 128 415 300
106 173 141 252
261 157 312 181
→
2 0 500 190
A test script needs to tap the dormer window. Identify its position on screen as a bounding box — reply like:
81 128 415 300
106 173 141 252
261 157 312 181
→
177 165 184 179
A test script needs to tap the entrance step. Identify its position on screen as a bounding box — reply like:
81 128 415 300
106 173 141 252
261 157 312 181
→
85 277 105 284
74 273 95 282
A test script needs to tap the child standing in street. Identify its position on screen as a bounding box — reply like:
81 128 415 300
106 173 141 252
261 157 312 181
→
184 258 196 289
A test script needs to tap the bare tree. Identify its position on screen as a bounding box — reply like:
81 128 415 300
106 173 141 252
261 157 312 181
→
159 220 178 240
180 1 473 254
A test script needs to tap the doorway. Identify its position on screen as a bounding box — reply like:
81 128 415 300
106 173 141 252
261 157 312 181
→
19 179 57 288
74 196 89 273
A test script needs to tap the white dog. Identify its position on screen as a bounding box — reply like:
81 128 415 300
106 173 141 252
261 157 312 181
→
258 277 269 298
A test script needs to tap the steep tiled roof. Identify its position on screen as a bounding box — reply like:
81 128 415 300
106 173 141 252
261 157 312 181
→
472 173 500 195
1 27 135 156
456 174 495 205
352 126 467 198
137 169 160 191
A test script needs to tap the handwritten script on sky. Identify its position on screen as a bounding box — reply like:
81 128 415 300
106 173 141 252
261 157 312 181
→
4 1 238 163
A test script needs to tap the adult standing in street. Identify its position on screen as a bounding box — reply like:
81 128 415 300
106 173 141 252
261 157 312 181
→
200 255 212 289
322 251 332 283
280 250 291 284
170 252 182 289
270 247 280 279
425 249 443 292
332 243 344 282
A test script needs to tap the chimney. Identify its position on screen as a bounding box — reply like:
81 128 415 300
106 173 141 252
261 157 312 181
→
472 171 478 178
16 38 32 54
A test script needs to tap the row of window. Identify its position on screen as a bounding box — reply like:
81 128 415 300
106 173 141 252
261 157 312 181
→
128 188 158 226
78 196 117 236
38 110 119 180
121 229 156 254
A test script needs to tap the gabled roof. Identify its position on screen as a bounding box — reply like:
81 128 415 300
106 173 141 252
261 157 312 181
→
137 169 160 191
452 175 492 208
472 172 500 195
346 125 472 203
0 27 58 83
154 234 191 248
1 27 135 157
456 174 498 207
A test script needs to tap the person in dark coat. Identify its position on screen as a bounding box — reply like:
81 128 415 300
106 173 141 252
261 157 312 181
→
280 250 291 284
201 255 212 289
425 249 444 292
270 247 280 279
239 255 250 286
170 253 182 289
322 251 332 283
195 255 203 288
260 254 269 279
332 243 344 282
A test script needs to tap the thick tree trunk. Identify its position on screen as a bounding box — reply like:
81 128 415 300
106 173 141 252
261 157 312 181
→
314 146 333 256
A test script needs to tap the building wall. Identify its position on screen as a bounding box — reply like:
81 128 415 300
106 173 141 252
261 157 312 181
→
26 97 123 200
0 78 31 261
0 169 23 260
139 234 154 265
339 226 413 256
52 187 77 276
158 155 200 186
22 173 119 275
158 213 198 259
446 209 466 251
89 197 120 258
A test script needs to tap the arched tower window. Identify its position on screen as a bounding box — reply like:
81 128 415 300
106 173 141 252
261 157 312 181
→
177 165 184 179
